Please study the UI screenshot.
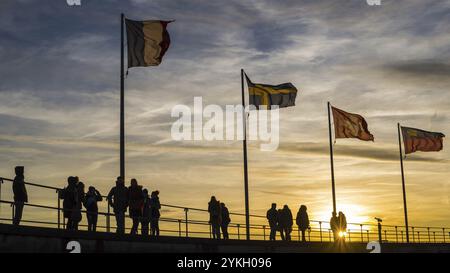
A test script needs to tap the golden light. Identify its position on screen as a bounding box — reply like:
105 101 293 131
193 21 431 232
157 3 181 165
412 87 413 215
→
338 231 347 238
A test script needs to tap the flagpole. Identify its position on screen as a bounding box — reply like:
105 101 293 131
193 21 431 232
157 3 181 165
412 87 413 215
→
397 123 410 243
120 13 125 181
327 102 337 214
241 69 250 240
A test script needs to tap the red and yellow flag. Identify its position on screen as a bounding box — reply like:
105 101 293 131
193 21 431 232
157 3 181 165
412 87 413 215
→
401 126 445 154
332 106 374 141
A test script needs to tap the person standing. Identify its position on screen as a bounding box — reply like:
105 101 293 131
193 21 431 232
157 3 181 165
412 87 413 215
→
282 205 293 241
277 209 285 240
330 211 339 242
208 196 221 239
220 203 231 239
150 190 161 236
107 177 129 234
141 189 151 236
338 211 347 242
128 178 144 235
266 203 278 241
71 180 85 231
296 205 310 242
59 176 77 230
84 186 102 231
12 166 28 225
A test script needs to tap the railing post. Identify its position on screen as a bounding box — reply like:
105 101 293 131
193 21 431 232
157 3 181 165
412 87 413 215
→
401 230 404 243
417 231 420 243
366 230 370 241
360 224 363 242
377 221 382 243
263 225 266 241
319 222 323 242
184 208 189 237
384 230 387 242
107 203 111 233
237 224 240 240
427 227 431 243
0 178 3 217
178 219 182 237
395 226 398 243
433 231 436 243
57 190 61 229
11 203 15 224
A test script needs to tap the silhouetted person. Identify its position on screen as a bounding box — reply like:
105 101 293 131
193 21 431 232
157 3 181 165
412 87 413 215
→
296 205 310 242
107 177 129 234
71 180 85 230
59 176 78 230
150 190 161 236
84 186 102 231
277 209 285 240
141 189 151 235
266 203 278 241
281 205 293 241
208 196 221 239
128 178 143 235
330 211 339 242
220 203 230 239
338 211 347 242
12 166 27 225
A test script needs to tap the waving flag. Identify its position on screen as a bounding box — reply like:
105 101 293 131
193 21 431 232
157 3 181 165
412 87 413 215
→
401 126 445 154
245 73 298 110
125 19 172 67
332 106 374 141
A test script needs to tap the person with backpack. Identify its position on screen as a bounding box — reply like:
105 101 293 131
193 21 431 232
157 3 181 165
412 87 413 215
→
141 189 151 236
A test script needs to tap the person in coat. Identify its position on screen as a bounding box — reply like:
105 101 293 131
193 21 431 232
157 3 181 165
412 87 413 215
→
71 180 85 230
296 205 310 242
83 186 102 231
128 178 144 235
330 211 339 242
59 176 78 230
208 196 221 239
141 189 151 236
277 208 285 240
338 211 347 242
12 166 28 225
150 190 161 236
220 202 231 239
281 205 293 241
107 176 129 234
266 203 278 241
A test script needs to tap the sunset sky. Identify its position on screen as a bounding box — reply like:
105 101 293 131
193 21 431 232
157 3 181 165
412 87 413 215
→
0 0 449 232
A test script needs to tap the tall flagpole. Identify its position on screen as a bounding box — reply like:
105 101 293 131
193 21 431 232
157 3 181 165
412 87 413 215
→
120 13 125 181
327 102 337 214
241 69 250 240
397 123 410 243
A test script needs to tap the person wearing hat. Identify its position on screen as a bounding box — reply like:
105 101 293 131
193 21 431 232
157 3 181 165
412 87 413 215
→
13 166 28 225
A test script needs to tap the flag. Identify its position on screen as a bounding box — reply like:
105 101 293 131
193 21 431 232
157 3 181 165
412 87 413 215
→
331 106 374 141
125 19 172 67
245 73 297 110
401 126 445 154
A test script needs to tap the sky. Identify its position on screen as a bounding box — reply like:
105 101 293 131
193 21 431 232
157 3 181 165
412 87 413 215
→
0 0 449 233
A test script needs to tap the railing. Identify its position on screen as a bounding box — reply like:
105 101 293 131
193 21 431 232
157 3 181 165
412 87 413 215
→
0 176 449 243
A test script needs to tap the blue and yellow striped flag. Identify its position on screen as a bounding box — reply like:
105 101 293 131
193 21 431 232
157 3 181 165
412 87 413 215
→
245 73 298 110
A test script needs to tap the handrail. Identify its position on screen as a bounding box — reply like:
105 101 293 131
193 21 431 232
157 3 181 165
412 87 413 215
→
1 176 450 243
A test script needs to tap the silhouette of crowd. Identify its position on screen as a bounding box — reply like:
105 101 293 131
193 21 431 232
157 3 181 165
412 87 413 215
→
10 166 349 242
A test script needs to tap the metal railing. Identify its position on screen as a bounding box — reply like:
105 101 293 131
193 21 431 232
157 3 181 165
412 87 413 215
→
0 176 449 243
